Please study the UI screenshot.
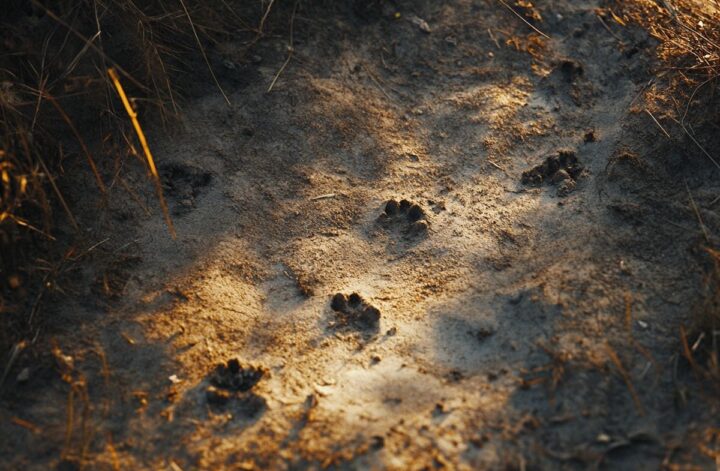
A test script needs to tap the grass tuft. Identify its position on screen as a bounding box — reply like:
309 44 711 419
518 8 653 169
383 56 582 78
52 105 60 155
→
619 0 720 389
0 0 272 354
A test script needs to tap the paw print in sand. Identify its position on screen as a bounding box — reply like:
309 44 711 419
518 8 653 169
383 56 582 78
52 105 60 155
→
205 358 266 416
160 162 212 216
521 150 584 197
210 358 264 391
378 199 429 237
330 293 381 330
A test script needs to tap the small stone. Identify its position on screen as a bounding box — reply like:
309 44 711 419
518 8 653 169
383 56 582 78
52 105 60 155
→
16 367 30 383
8 275 21 289
409 15 432 34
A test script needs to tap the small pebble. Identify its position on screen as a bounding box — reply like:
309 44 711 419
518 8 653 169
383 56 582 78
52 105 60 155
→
16 367 30 383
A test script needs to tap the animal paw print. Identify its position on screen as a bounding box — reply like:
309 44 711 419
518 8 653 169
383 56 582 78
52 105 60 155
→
205 359 266 416
378 199 429 236
210 358 265 392
330 293 381 330
160 162 212 216
521 150 584 196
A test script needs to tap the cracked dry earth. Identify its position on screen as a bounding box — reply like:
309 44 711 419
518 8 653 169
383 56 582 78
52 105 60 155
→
3 1 720 470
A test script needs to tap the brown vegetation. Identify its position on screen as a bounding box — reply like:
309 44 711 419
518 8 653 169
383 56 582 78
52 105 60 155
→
0 0 270 353
619 0 720 387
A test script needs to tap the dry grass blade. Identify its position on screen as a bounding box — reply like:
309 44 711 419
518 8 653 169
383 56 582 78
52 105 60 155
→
0 340 27 390
29 0 147 92
62 386 74 460
178 0 231 106
680 324 703 380
645 109 672 139
624 292 634 339
10 417 41 435
18 133 79 231
606 343 646 415
108 68 176 238
497 0 551 39
685 179 710 243
620 0 720 170
44 94 106 194
268 0 298 93
106 433 120 471
258 0 277 34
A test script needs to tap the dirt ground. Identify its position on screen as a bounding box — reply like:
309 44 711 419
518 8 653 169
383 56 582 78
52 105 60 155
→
2 0 720 469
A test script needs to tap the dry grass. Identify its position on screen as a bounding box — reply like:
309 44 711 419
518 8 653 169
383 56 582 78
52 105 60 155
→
0 0 272 354
616 1 719 149
618 0 720 386
622 1 720 79
691 247 720 387
618 1 720 136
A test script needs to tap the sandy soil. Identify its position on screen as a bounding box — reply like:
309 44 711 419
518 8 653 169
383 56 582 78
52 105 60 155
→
2 0 720 469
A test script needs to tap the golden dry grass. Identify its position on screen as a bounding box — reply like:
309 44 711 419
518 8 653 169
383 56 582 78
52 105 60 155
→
619 0 720 385
620 1 719 79
0 0 270 353
618 0 720 119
